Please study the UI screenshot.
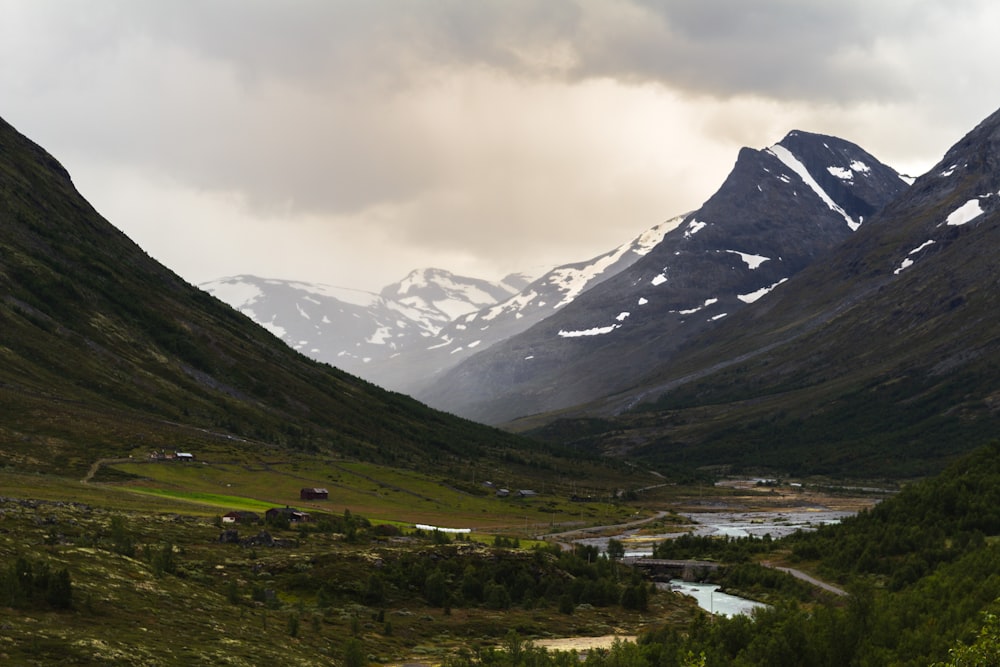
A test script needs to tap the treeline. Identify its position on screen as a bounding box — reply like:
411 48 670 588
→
304 542 652 615
652 533 775 563
786 441 1000 588
0 556 73 610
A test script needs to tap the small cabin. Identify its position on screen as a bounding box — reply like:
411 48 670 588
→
222 510 260 524
299 487 329 501
265 507 311 524
175 452 195 462
517 489 538 498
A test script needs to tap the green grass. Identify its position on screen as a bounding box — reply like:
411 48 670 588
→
106 455 646 532
123 487 278 512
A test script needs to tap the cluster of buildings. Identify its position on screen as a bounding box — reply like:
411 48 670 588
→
221 487 329 526
148 450 195 461
483 481 537 498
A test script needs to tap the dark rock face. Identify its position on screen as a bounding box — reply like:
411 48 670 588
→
417 131 909 424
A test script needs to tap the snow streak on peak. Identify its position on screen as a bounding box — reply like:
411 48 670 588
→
768 144 861 231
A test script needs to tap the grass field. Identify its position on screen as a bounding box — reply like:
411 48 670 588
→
106 454 645 533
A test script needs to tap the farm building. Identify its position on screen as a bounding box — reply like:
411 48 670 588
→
221 511 260 524
299 487 329 500
265 507 311 524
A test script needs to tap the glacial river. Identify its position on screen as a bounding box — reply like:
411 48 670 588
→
661 580 768 617
569 509 854 616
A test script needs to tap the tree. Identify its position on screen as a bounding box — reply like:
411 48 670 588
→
933 612 1000 667
343 638 366 667
46 567 73 609
424 569 448 607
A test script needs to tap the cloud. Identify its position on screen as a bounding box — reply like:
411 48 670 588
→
3 0 1000 292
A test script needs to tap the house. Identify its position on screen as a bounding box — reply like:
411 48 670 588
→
175 452 195 461
495 488 510 498
517 489 538 498
265 506 310 524
299 487 329 501
222 510 260 524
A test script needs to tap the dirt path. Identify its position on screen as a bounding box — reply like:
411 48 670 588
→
763 562 848 596
538 510 673 550
81 457 134 484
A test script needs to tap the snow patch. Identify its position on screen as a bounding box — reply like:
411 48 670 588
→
909 239 936 255
710 313 728 321
615 312 630 322
675 298 718 316
638 297 649 306
827 166 853 181
684 219 707 238
850 160 871 174
738 278 788 303
558 324 621 338
945 199 984 226
367 327 392 345
726 250 770 270
651 273 667 286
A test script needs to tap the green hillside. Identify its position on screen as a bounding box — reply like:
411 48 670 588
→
0 114 578 481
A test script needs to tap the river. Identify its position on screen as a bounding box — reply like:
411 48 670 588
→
661 580 767 617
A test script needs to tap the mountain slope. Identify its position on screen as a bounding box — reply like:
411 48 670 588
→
0 115 544 476
417 131 909 424
529 108 1000 477
371 214 683 394
203 216 679 394
200 269 522 380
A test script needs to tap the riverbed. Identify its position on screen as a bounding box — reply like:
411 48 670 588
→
661 580 767 617
572 507 856 557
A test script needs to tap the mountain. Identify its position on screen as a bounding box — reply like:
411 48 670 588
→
200 269 523 380
203 216 679 393
416 131 910 424
0 115 546 476
525 108 1000 477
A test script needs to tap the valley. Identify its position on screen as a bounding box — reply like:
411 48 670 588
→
0 455 883 665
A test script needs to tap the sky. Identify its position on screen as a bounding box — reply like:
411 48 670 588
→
2 1 1000 293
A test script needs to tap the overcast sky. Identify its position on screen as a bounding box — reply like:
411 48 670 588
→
3 1 999 292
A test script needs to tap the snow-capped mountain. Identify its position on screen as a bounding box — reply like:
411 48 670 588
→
201 269 524 379
203 218 678 392
415 130 911 424
370 214 683 393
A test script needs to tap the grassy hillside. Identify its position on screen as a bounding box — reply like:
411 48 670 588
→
0 114 589 483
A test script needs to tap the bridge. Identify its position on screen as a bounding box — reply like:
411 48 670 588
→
621 557 722 582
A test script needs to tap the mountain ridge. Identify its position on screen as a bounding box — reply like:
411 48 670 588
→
520 109 1000 476
202 214 680 393
415 130 910 424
